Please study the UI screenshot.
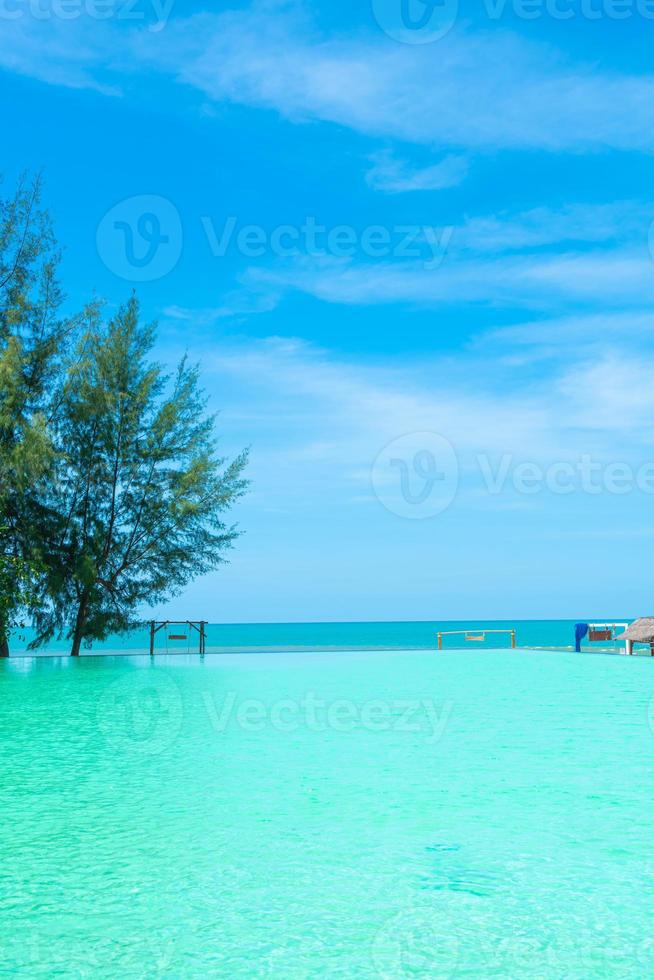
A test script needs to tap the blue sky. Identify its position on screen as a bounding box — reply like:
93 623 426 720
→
3 0 654 621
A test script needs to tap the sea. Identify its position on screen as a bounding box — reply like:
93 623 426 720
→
6 618 634 656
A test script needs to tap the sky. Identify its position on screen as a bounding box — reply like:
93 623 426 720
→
3 0 654 622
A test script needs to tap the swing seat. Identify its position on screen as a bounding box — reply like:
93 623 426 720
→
589 629 612 642
168 634 188 641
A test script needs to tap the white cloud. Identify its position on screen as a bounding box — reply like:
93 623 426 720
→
454 202 648 253
557 353 654 433
242 245 654 311
190 334 654 507
169 331 654 620
365 150 468 193
198 199 650 312
205 335 553 479
482 311 654 350
162 288 280 326
7 5 654 160
152 8 654 154
158 200 654 320
0 16 122 94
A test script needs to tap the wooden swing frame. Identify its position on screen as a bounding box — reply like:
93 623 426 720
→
149 620 207 656
437 628 517 651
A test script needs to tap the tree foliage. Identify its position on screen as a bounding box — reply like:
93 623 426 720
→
34 299 248 655
0 173 70 481
0 535 39 657
0 174 72 652
0 176 248 656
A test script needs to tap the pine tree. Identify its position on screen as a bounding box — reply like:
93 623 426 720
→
0 534 38 657
33 298 248 656
0 175 75 655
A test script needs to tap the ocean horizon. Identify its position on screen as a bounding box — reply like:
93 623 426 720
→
7 618 634 656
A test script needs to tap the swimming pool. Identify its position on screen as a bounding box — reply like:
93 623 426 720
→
1 648 653 977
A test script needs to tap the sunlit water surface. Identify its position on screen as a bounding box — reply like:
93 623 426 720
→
1 649 653 978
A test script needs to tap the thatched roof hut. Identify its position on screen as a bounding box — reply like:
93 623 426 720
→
617 619 654 643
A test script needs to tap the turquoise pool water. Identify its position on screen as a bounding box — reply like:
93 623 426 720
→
2 648 653 977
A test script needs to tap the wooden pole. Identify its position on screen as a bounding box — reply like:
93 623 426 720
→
149 621 155 657
437 633 442 651
511 629 516 649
